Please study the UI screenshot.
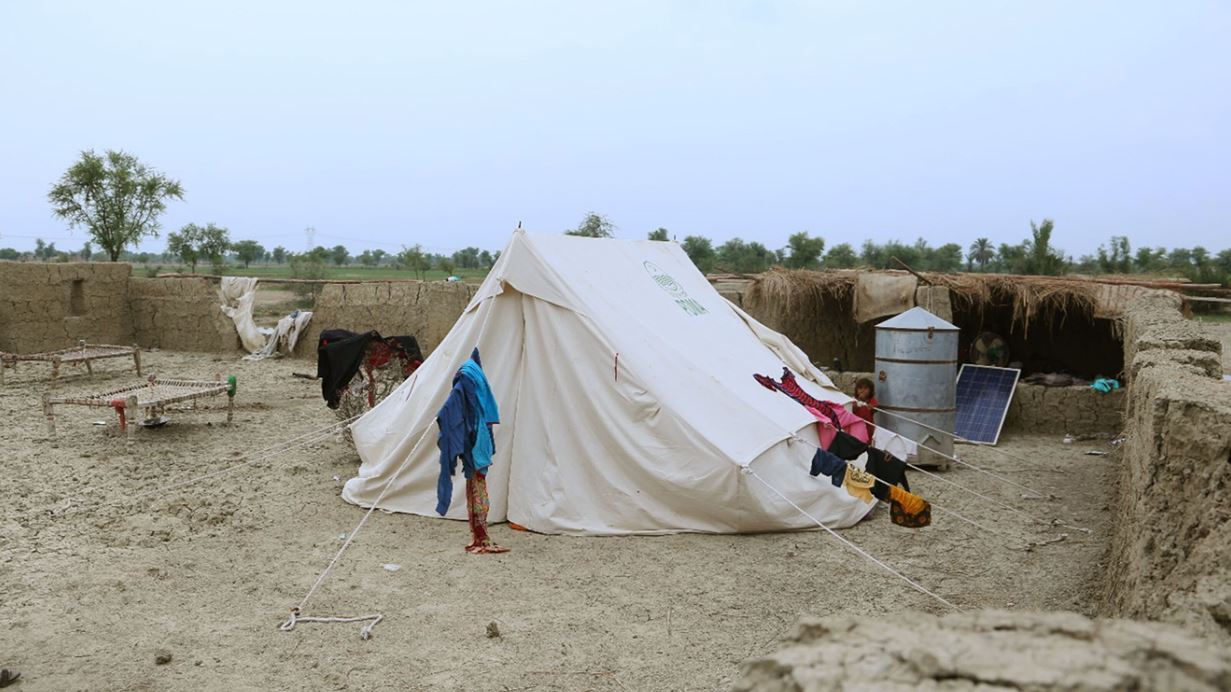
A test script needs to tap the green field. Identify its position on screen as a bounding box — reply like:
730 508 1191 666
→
146 264 490 283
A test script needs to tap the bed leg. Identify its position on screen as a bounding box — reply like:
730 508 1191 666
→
43 392 55 437
85 359 94 377
125 395 138 450
51 357 61 387
133 347 142 377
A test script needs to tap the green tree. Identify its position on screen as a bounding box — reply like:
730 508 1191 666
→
967 238 993 272
1111 236 1132 273
47 149 184 261
397 244 428 280
478 249 494 268
167 223 230 273
329 244 349 266
357 250 377 267
682 235 716 273
1096 236 1132 274
996 242 1027 273
34 238 57 261
0 248 20 261
1166 247 1192 271
781 231 825 269
1189 246 1220 282
232 240 265 268
930 243 964 272
81 242 93 261
565 212 615 238
452 246 481 269
1134 247 1165 273
716 238 774 273
1021 219 1065 275
647 227 670 241
823 243 858 268
438 257 456 276
1214 249 1231 280
271 246 287 264
861 239 924 270
372 249 387 266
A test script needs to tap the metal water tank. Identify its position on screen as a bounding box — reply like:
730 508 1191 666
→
874 307 959 468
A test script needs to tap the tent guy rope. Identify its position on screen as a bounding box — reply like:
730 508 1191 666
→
283 400 438 639
862 410 1093 534
746 468 961 611
871 406 1059 497
782 435 1023 543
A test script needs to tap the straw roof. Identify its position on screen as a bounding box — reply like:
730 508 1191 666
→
739 268 1114 336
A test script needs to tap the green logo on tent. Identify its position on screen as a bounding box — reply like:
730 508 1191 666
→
644 261 708 316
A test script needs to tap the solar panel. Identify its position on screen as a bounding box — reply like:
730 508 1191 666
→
955 364 1020 445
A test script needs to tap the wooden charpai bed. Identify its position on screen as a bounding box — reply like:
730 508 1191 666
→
43 374 237 444
0 341 141 385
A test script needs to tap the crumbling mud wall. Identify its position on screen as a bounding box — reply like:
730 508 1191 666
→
1103 293 1230 646
0 261 133 353
128 277 237 352
296 281 478 357
825 370 1123 435
735 611 1231 691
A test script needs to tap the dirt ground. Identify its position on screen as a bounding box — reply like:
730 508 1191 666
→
1 350 1118 691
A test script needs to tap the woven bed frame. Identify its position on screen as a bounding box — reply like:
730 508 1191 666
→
43 374 236 445
0 341 141 385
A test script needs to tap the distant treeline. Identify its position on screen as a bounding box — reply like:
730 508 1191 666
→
6 213 1230 287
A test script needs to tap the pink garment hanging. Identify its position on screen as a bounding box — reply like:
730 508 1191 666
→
813 413 837 449
805 402 870 444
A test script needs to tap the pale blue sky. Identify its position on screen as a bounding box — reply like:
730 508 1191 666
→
1 1 1227 257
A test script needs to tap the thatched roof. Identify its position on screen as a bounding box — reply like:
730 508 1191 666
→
730 268 1164 336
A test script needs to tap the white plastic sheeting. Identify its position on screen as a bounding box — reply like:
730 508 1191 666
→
246 310 313 361
219 277 266 352
345 231 876 535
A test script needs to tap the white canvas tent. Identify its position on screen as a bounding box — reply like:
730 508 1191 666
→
343 231 875 535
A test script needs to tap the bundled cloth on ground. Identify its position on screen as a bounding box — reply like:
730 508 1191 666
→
343 231 875 535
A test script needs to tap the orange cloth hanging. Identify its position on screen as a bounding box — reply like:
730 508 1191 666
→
888 485 931 528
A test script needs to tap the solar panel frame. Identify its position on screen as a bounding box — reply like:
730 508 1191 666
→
954 364 1021 446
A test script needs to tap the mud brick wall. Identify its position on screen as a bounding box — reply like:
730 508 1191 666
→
296 281 478 358
0 261 134 353
128 277 237 352
824 370 1123 435
1003 384 1123 434
1102 294 1230 646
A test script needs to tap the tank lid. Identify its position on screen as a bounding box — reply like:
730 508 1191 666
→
876 306 959 331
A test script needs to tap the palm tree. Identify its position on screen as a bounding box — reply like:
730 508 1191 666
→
968 237 994 272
